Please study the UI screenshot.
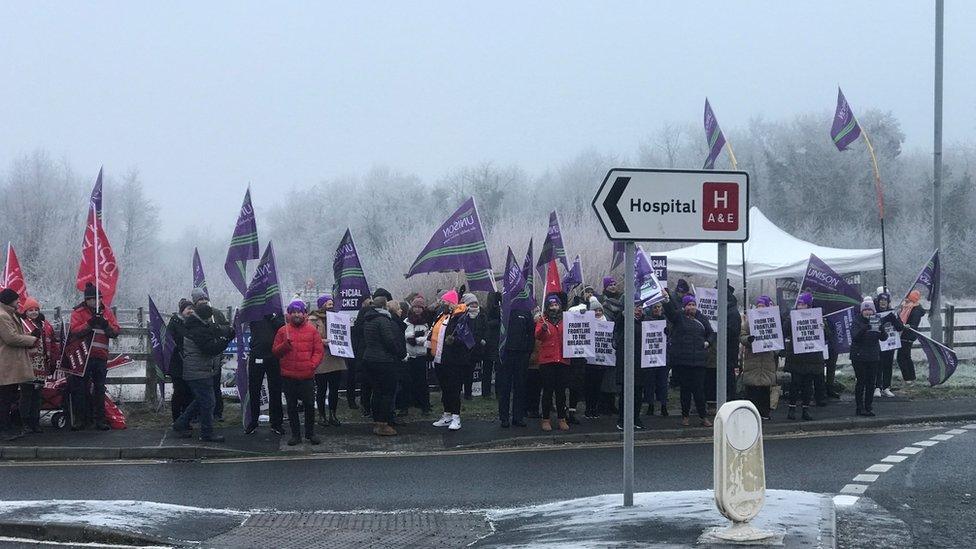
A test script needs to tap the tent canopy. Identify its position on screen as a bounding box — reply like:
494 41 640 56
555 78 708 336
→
659 207 882 280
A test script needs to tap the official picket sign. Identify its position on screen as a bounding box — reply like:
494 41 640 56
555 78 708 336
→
640 320 668 368
879 311 903 352
563 310 596 359
697 287 719 331
326 311 356 358
592 168 749 242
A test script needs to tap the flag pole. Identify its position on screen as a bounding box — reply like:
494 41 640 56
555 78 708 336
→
725 142 748 307
859 129 889 292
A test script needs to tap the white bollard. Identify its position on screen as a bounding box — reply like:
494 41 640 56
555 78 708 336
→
710 400 777 542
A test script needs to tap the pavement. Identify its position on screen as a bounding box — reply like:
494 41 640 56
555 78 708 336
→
1 394 974 461
1 422 974 547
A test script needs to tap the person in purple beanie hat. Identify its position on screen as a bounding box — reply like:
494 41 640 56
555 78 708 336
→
781 292 820 421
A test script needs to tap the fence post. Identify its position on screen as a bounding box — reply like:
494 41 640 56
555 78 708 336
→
139 307 158 406
944 303 955 347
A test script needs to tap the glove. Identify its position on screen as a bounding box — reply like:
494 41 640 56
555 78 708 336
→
30 328 42 338
407 337 418 346
747 335 756 343
445 335 455 346
87 317 100 329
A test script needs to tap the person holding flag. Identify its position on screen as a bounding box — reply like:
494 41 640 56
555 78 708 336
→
67 283 120 431
432 292 477 431
167 299 194 422
897 290 925 384
173 300 234 442
873 292 904 398
535 295 570 432
19 297 61 434
0 289 39 434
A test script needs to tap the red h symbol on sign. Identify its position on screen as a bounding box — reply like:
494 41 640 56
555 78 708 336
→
702 182 739 231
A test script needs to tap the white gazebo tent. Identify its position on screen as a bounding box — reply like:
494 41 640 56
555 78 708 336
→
659 207 882 280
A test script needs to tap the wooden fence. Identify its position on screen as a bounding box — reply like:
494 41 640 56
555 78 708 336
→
45 305 976 404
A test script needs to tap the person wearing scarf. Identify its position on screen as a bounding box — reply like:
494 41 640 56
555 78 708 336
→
535 295 570 431
896 290 925 384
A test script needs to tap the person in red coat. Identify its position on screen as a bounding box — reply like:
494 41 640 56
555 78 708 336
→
535 295 570 432
273 300 325 446
68 283 120 431
19 297 61 434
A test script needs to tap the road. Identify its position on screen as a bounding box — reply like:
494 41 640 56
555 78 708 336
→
0 422 972 547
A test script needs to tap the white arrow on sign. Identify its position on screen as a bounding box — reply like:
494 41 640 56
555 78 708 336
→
592 168 749 243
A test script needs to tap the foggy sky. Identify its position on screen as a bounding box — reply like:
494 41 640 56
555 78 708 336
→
2 1 972 239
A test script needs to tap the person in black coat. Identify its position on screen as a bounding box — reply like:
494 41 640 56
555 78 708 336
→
614 305 646 430
497 306 535 428
481 291 502 399
873 292 905 397
662 290 714 426
850 299 890 416
896 290 926 383
723 285 741 402
168 299 193 423
362 296 407 436
461 294 489 400
350 296 375 416
781 293 823 421
246 311 286 434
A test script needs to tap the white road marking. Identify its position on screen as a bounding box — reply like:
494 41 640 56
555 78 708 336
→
840 484 868 495
866 464 894 473
962 424 976 430
833 495 860 507
853 474 880 482
915 440 940 447
945 429 967 435
897 446 923 455
930 434 955 441
881 455 908 464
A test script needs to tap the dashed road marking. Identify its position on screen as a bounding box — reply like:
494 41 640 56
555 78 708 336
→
837 424 974 507
841 484 868 495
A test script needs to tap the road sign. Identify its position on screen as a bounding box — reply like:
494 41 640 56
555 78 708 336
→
592 168 749 242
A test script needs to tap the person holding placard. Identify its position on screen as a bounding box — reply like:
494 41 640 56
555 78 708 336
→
782 293 823 421
403 296 433 417
850 298 890 417
584 298 609 419
662 290 714 427
643 302 670 417
535 295 570 432
873 292 904 398
740 295 779 420
308 294 346 427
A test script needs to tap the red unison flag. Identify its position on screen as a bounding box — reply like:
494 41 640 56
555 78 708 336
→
3 243 30 310
76 171 119 305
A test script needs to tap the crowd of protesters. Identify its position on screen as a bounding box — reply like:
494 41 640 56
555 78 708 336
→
0 275 926 442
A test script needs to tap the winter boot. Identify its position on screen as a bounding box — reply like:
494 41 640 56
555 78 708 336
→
541 419 552 432
801 407 813 421
329 411 341 427
646 403 654 416
567 410 580 425
787 405 797 420
660 403 669 417
558 418 570 431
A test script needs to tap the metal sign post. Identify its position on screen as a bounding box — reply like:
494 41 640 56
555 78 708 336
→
623 242 636 507
717 243 728 409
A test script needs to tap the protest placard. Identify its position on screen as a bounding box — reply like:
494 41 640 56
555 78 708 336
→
790 307 826 354
563 310 595 359
592 318 616 367
326 311 355 358
746 307 784 353
640 320 667 368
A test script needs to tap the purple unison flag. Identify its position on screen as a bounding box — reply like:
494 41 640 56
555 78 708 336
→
465 268 497 292
406 197 493 282
147 295 176 401
233 313 252 428
236 242 283 325
224 188 260 296
192 247 209 298
562 254 583 294
453 313 476 350
830 87 862 151
800 254 863 315
522 238 535 300
702 98 727 170
333 229 371 312
905 250 940 307
824 306 856 354
635 246 665 306
610 242 625 271
536 210 570 281
501 247 534 360
908 328 958 386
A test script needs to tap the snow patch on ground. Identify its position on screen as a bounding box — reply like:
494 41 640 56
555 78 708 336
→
485 490 830 548
0 500 246 531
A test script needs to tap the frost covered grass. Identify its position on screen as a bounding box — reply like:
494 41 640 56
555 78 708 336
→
0 500 245 530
